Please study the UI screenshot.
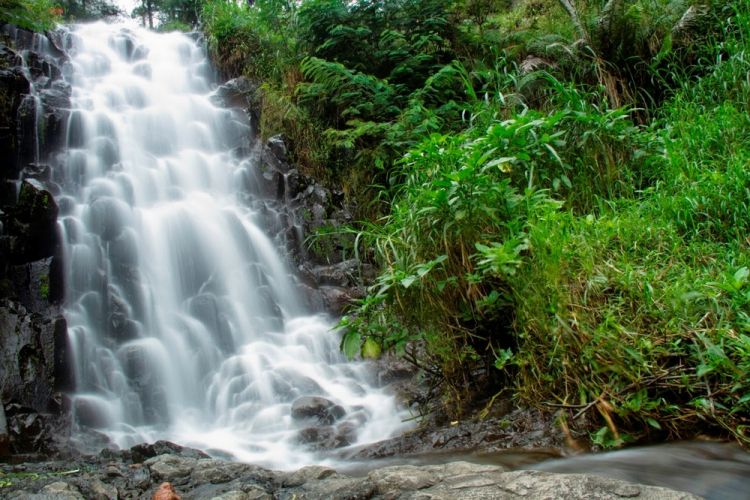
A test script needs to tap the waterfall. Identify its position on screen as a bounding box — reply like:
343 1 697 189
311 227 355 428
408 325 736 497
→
56 21 408 469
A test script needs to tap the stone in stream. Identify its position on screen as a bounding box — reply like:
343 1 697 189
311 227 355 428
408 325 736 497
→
290 396 346 425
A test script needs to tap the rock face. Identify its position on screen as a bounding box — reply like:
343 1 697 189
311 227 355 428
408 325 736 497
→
213 76 369 316
0 23 71 458
0 444 709 499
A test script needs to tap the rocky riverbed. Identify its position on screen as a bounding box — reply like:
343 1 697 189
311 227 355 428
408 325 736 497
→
0 440 704 499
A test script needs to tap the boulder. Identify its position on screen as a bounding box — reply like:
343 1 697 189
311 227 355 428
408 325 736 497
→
145 454 198 484
212 77 258 110
290 396 345 425
281 465 336 488
39 481 85 500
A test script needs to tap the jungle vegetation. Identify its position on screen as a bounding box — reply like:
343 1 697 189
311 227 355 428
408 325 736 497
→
201 0 750 448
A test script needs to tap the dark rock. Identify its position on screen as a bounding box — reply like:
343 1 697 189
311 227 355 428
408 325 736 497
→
190 459 276 486
303 259 364 288
5 405 67 455
71 397 110 429
317 285 363 314
261 135 291 175
130 440 210 463
266 135 288 164
15 93 38 166
296 426 336 448
40 84 70 151
0 64 30 177
212 76 258 110
129 463 152 490
0 299 68 415
290 396 345 425
3 180 59 264
0 401 9 458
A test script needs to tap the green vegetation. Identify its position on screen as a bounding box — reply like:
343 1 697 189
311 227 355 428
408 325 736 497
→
132 0 200 30
204 0 748 446
39 273 49 300
0 0 62 31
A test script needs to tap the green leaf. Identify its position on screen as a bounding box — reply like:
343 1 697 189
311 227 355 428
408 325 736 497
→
341 331 361 359
400 275 418 288
362 337 382 359
734 267 749 286
494 348 514 370
560 174 572 189
646 417 661 430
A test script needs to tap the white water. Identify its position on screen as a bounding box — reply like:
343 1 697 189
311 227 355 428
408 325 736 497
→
56 22 408 469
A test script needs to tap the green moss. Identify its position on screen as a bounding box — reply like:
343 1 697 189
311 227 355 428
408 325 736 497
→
39 273 49 300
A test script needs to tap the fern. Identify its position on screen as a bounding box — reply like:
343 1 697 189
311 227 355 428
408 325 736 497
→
298 56 402 122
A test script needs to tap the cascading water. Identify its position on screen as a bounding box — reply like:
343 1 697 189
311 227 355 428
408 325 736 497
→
56 22 409 469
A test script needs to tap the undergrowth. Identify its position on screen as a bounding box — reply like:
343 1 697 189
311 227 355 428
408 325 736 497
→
0 0 61 32
203 0 750 446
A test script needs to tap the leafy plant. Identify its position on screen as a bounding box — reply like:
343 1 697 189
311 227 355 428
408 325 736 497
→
0 0 62 31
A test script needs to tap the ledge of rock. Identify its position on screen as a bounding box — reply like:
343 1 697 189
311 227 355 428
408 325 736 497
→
0 448 704 499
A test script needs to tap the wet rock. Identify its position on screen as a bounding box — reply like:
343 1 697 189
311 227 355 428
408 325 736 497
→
282 465 336 487
296 426 336 449
40 481 85 499
368 464 442 494
281 476 376 500
534 441 750 500
16 93 38 166
317 285 363 314
191 459 274 485
411 468 699 500
4 180 59 263
90 479 118 500
145 454 198 484
0 401 9 457
130 440 210 463
71 397 111 429
0 299 69 424
301 259 367 288
266 135 288 165
8 257 59 313
128 463 152 490
291 396 345 425
211 489 272 500
0 64 30 175
212 76 257 110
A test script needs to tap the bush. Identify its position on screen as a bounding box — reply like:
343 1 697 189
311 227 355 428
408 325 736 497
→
0 0 61 31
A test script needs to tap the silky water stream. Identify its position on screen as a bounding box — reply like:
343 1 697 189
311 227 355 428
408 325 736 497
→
55 22 409 469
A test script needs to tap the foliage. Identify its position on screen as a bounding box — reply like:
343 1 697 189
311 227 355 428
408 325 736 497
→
206 0 750 444
59 0 120 21
0 0 61 31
